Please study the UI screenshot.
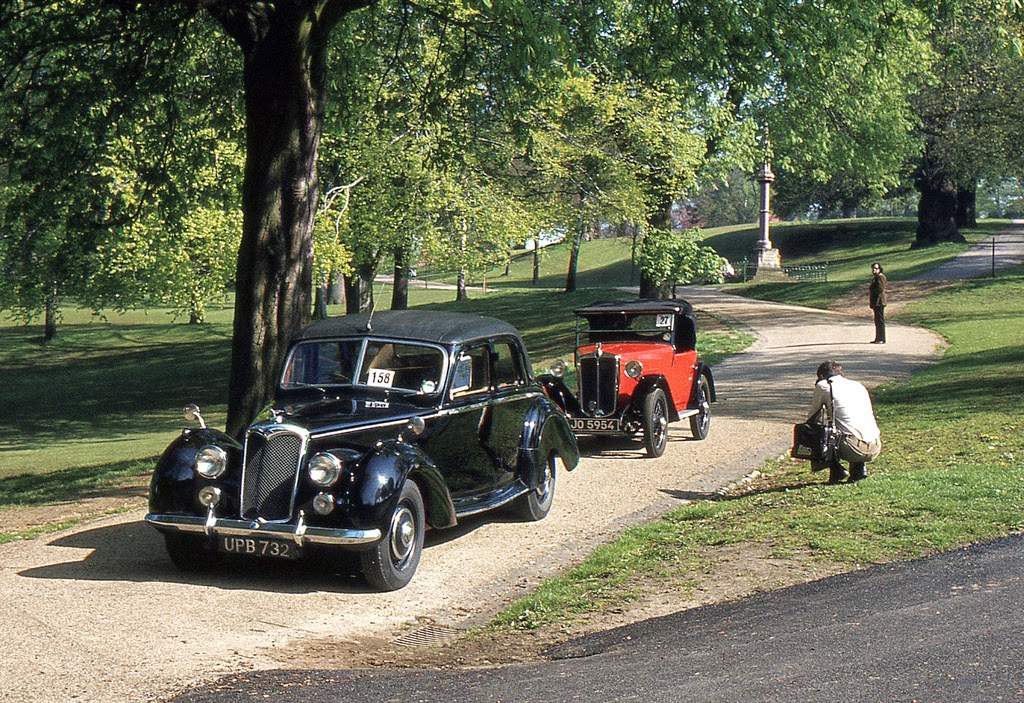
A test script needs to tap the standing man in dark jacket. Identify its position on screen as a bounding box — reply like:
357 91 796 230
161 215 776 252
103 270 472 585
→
869 262 887 344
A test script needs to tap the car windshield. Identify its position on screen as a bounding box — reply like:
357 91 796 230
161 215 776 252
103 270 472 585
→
281 339 446 395
579 313 674 345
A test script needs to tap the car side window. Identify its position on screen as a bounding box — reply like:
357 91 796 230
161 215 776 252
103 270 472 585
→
493 341 526 389
675 315 697 352
450 346 490 398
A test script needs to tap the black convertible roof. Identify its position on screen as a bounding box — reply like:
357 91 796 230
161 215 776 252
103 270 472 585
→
294 309 523 346
574 298 695 317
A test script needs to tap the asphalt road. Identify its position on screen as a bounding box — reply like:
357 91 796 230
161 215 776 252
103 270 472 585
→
168 534 1024 703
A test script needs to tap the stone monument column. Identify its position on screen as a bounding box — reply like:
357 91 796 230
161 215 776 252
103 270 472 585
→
751 161 781 273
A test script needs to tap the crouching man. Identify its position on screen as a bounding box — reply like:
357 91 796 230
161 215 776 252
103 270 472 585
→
807 360 882 484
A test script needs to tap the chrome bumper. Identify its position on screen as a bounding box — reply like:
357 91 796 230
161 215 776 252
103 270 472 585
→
145 511 382 548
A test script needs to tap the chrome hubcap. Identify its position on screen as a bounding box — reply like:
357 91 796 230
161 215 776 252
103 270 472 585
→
536 462 554 506
389 505 416 565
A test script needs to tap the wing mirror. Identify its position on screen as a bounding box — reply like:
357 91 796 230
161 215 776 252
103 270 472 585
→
399 416 425 442
183 404 207 429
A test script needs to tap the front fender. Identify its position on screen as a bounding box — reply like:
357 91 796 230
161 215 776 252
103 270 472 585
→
148 428 243 515
628 376 677 421
348 441 457 530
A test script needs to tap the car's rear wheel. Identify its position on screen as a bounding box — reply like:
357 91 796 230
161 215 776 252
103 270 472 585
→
163 532 222 572
689 376 712 440
642 388 669 457
361 481 425 591
513 454 557 521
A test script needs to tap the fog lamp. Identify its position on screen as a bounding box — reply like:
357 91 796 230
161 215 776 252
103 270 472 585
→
308 453 343 487
197 486 222 508
625 360 644 379
194 446 227 479
312 492 335 516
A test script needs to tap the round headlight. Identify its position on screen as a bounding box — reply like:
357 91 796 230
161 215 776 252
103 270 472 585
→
194 445 228 479
550 360 568 378
625 360 644 379
308 452 343 487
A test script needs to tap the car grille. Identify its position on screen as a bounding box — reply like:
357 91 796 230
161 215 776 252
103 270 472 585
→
578 354 619 416
240 425 307 521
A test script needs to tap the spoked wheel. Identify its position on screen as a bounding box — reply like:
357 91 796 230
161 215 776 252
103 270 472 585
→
689 376 712 440
513 454 557 521
361 481 425 591
642 388 669 457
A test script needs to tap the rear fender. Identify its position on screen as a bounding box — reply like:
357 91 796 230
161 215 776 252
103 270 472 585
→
519 398 581 489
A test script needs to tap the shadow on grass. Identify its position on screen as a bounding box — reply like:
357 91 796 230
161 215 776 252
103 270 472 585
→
879 344 1024 419
0 459 153 506
0 323 231 448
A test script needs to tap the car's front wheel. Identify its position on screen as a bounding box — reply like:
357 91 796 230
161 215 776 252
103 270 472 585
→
513 454 556 521
361 480 425 591
642 388 669 457
163 532 222 572
689 376 712 440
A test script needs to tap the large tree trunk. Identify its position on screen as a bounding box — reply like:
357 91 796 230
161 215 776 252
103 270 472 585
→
342 266 374 313
343 273 361 314
44 293 58 342
313 282 329 320
391 244 409 311
956 185 977 229
564 215 584 293
914 153 964 248
326 270 344 304
218 3 362 438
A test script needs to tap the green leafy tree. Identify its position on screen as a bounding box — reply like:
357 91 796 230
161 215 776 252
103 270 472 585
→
638 227 726 295
0 3 189 338
912 0 1024 244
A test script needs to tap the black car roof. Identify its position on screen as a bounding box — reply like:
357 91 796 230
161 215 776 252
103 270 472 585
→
574 298 695 317
294 310 523 346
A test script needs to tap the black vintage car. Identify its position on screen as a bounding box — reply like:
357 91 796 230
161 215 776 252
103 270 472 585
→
145 310 580 591
539 299 715 458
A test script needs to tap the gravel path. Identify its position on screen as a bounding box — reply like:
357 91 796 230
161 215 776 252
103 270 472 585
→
0 290 945 703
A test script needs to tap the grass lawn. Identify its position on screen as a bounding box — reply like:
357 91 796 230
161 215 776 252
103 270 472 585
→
493 267 1024 632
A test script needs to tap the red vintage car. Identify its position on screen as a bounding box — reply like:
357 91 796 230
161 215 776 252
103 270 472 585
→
539 299 715 457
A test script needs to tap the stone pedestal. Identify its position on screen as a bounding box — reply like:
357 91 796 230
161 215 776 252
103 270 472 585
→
751 246 781 270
